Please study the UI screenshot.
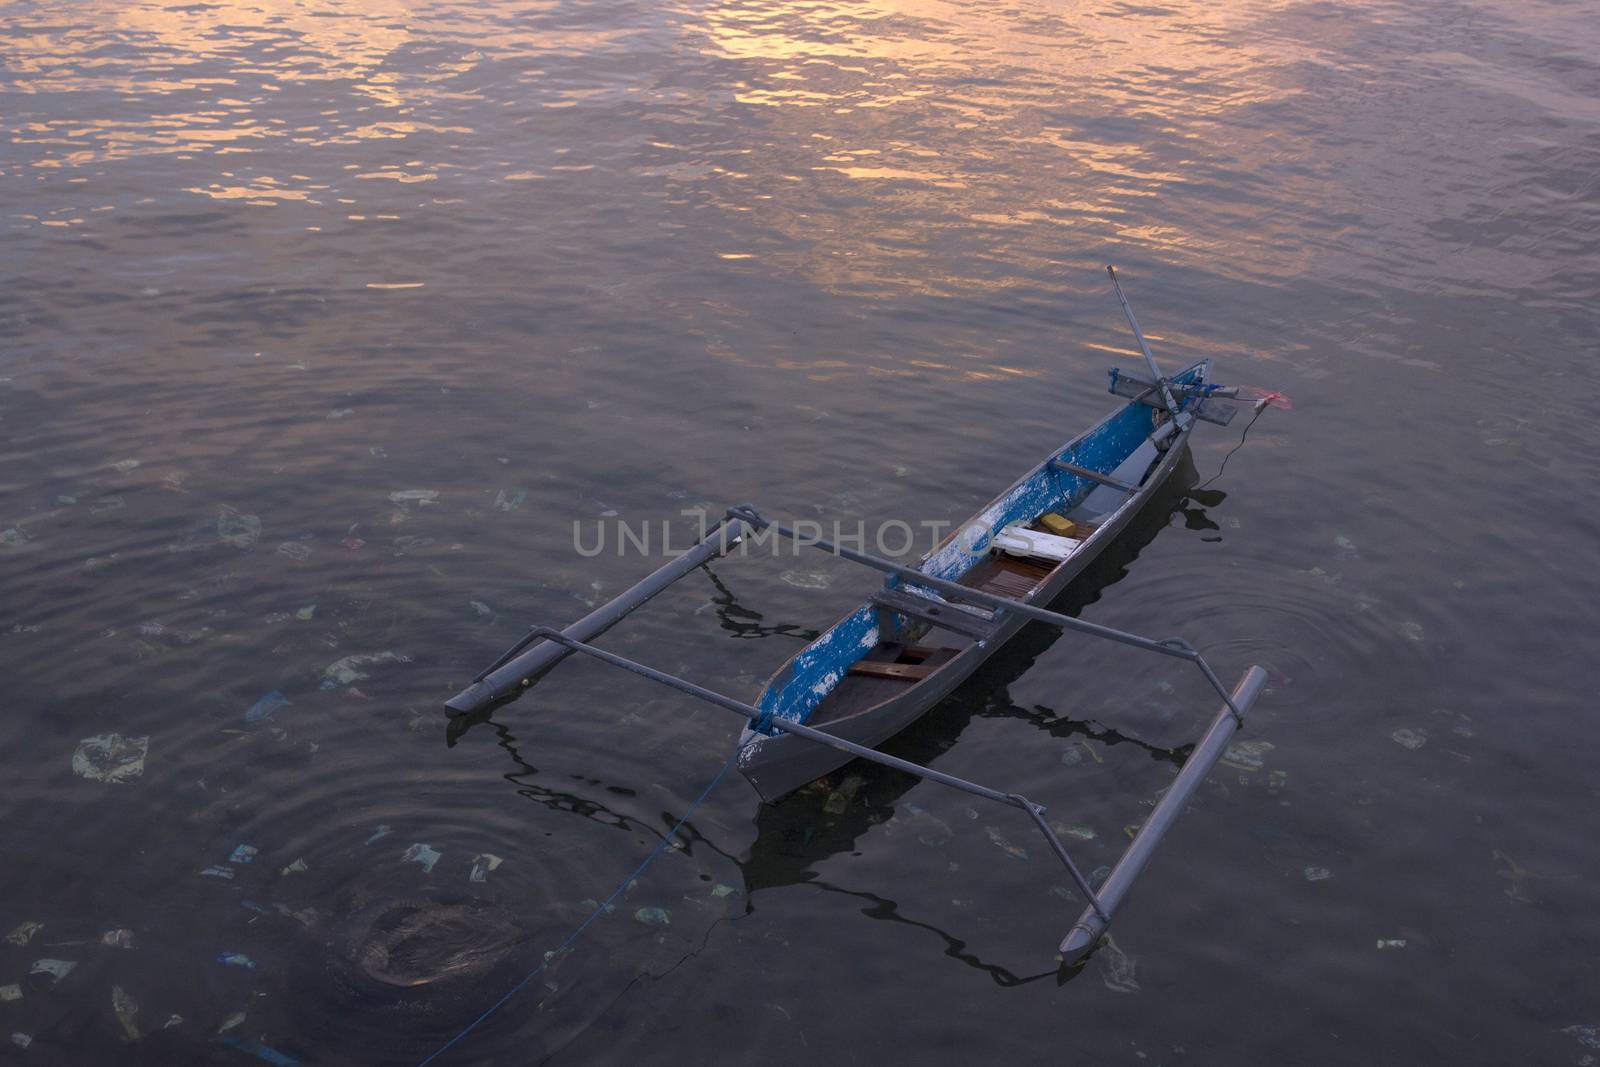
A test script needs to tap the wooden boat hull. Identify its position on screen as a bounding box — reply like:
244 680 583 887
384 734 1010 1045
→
738 363 1205 802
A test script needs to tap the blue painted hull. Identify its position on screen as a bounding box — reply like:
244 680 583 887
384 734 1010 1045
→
738 361 1209 802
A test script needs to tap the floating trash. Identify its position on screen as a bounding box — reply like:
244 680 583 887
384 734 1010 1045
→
1220 739 1275 772
823 775 865 815
1563 1025 1600 1050
402 843 441 873
276 542 311 561
469 854 503 883
470 600 493 619
322 651 409 687
1376 939 1406 949
779 570 832 590
109 458 141 473
101 928 134 949
164 1015 183 1029
72 734 149 783
710 884 739 898
1399 620 1425 642
29 959 76 982
365 825 392 845
1304 866 1331 882
217 1011 246 1034
1053 824 1096 841
1099 934 1139 993
199 866 235 880
245 692 291 724
219 1036 301 1066
342 537 366 550
281 858 309 876
328 408 354 419
230 845 258 864
1391 728 1428 751
388 490 439 507
633 907 670 927
112 985 140 1041
1267 769 1288 793
5 921 41 946
90 495 127 515
218 505 262 549
294 605 316 621
984 827 1028 861
0 986 20 1001
216 952 256 969
11 1033 31 1049
493 489 526 512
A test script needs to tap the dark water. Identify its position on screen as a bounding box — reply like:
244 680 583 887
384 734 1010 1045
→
3 0 1598 1061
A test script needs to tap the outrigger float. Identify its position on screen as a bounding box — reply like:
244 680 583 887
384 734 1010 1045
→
446 269 1269 963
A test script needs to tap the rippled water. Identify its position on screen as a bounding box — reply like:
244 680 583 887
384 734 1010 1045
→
3 0 1598 1062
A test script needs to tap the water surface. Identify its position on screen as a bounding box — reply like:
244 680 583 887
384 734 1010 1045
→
2 0 1598 1062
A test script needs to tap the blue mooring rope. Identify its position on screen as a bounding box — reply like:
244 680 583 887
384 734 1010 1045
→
415 738 751 1066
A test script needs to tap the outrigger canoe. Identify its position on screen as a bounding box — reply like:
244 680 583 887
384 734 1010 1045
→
738 356 1214 801
445 269 1270 960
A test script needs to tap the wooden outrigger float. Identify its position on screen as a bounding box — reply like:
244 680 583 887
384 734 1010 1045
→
446 269 1268 962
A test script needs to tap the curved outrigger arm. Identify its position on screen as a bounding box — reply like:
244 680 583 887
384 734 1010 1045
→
441 505 1267 961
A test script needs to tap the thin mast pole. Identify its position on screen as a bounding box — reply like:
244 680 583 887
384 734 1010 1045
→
1108 265 1182 422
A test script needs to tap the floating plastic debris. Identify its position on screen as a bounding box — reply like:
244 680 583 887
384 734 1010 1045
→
984 826 1028 861
469 854 503 883
101 928 134 949
110 459 141 473
280 858 308 876
72 734 149 783
1399 620 1425 641
633 907 670 927
12 1033 31 1048
470 600 493 619
823 775 865 814
1563 1025 1600 1050
1099 934 1139 993
217 1011 246 1034
230 845 258 865
342 537 366 550
493 489 525 512
328 408 354 419
90 495 127 514
216 953 256 969
1304 867 1331 882
1391 728 1428 751
1267 769 1288 793
1376 939 1406 950
779 570 832 590
199 866 235 879
276 542 311 561
245 692 291 724
294 605 316 621
0 986 19 1001
711 884 739 898
218 506 261 549
29 959 76 982
1334 535 1359 559
402 844 441 873
113 985 140 1041
1053 824 1096 841
163 1015 183 1030
321 651 409 687
218 1035 301 1065
365 825 392 845
5 922 41 946
1220 739 1275 772
388 490 438 507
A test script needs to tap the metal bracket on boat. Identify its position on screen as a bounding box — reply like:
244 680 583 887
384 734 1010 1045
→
496 626 1114 927
723 505 1246 726
443 516 751 717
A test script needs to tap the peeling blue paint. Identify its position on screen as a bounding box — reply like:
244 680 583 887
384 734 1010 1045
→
753 361 1208 731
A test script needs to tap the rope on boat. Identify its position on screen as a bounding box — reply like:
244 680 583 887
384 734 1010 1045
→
1196 400 1270 490
415 737 751 1066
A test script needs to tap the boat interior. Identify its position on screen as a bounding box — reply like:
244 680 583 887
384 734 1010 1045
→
806 511 1103 726
752 359 1207 736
